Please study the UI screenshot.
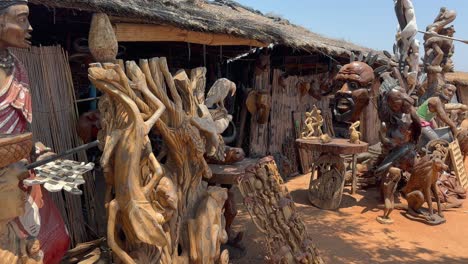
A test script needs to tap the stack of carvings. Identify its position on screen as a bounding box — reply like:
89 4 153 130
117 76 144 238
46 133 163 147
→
238 157 323 264
88 13 229 264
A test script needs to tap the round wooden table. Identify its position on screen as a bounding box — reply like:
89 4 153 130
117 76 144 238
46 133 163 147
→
296 138 368 210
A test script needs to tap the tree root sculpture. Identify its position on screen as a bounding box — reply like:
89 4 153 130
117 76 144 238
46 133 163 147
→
89 58 229 263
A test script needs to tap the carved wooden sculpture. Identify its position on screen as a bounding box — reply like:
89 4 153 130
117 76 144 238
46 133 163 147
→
348 121 361 144
401 140 449 225
421 7 457 100
394 0 420 88
375 76 421 224
333 61 375 123
0 1 69 262
238 157 323 264
89 58 229 263
301 106 325 140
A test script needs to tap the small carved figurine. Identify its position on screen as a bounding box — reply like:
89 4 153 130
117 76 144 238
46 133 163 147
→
349 121 361 144
301 106 325 140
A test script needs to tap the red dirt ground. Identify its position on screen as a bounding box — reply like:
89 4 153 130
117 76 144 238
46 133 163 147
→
231 173 468 264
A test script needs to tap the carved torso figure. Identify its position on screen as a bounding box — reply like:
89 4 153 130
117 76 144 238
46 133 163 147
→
0 1 68 262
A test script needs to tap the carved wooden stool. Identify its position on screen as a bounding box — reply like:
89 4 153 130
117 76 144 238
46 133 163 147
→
296 138 368 210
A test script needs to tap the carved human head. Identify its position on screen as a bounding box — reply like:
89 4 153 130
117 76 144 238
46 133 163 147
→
387 88 415 114
440 83 456 102
334 61 374 122
0 0 31 50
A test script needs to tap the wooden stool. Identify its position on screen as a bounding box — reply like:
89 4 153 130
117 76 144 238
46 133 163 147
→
296 138 368 210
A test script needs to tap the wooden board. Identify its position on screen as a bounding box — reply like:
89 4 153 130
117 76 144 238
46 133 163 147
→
113 23 267 47
449 139 468 189
208 158 259 185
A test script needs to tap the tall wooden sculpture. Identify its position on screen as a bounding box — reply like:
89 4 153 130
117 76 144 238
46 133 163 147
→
88 13 229 264
0 1 69 263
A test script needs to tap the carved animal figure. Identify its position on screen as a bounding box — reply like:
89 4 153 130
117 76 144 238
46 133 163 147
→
205 78 236 109
349 121 361 144
188 186 229 264
402 155 448 224
89 64 168 263
205 146 245 165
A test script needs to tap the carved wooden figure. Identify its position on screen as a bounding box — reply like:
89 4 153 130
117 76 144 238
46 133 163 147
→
301 106 325 140
402 142 449 225
0 1 69 262
349 121 361 144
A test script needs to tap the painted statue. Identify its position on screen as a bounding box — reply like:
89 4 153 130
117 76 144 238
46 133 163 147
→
0 0 69 262
417 83 458 147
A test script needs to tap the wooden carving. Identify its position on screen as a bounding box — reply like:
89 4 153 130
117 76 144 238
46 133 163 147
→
375 76 421 224
309 154 345 210
421 7 456 100
205 78 236 110
348 121 361 144
89 57 229 263
238 157 323 264
394 0 420 88
246 90 271 124
333 61 374 123
301 106 324 140
401 140 449 225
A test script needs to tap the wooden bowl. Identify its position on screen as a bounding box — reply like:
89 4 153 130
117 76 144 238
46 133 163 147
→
0 132 33 168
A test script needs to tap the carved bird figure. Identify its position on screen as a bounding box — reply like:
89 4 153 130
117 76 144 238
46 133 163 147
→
205 78 236 109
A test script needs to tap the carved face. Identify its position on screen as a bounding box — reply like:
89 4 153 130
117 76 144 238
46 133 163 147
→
441 84 456 102
0 4 32 49
334 62 374 122
0 162 28 223
387 88 414 114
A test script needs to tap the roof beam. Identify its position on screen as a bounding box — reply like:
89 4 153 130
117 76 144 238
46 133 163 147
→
113 23 268 47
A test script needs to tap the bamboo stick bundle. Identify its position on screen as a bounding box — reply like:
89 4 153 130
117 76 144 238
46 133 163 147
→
11 46 96 246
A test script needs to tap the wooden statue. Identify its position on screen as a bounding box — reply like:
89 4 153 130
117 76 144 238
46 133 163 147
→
375 75 421 224
394 0 420 88
401 140 449 225
238 157 324 264
417 83 459 146
90 59 230 264
88 15 230 261
333 61 375 123
301 106 324 140
0 1 69 262
421 7 457 100
348 121 361 144
205 78 236 110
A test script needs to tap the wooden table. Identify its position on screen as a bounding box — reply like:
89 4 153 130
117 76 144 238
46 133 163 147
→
296 138 368 210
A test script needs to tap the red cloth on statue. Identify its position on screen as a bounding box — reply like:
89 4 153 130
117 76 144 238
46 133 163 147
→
0 55 32 133
2 54 70 263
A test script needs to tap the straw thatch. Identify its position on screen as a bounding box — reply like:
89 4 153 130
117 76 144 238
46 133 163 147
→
30 0 377 57
445 71 468 87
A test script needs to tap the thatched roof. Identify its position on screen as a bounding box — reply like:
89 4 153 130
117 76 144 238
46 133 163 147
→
30 0 378 57
445 72 468 87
